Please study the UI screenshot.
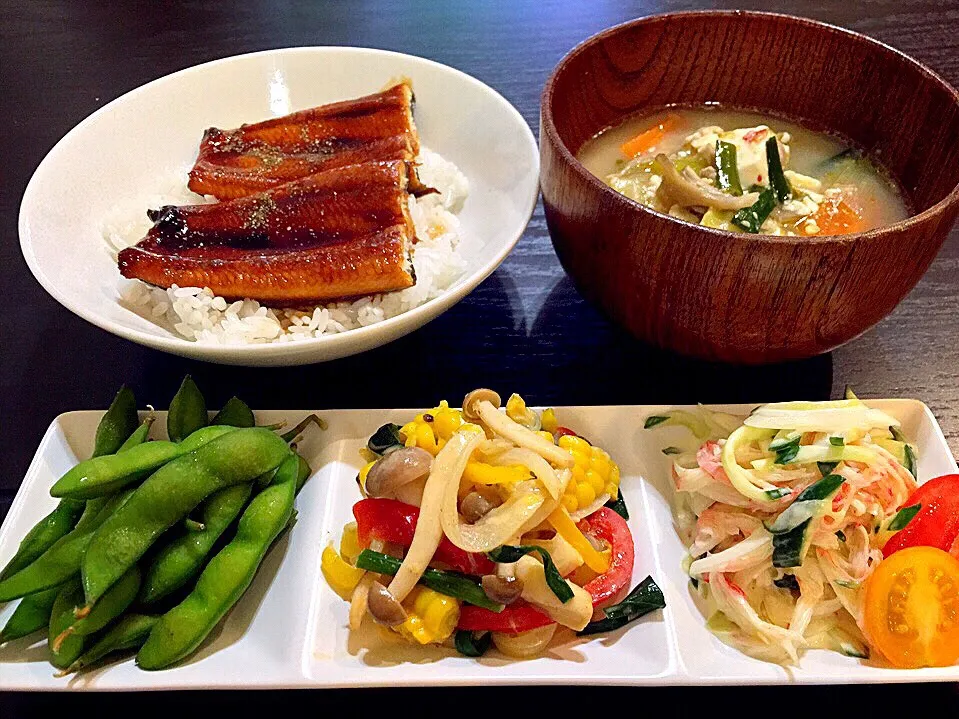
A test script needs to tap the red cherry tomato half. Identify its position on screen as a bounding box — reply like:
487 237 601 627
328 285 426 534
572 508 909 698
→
883 474 959 558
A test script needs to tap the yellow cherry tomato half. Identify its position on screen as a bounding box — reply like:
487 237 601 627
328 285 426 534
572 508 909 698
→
864 546 959 668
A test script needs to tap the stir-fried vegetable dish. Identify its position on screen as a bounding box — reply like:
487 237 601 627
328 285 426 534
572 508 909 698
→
322 390 665 658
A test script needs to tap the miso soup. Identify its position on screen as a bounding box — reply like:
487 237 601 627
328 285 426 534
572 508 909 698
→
577 107 909 235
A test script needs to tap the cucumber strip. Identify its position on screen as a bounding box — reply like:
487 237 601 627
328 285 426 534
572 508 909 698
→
887 503 921 531
765 475 845 534
751 444 875 469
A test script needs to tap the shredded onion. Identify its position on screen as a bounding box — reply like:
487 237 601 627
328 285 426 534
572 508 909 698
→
442 478 547 554
387 425 485 602
474 400 574 469
490 447 564 500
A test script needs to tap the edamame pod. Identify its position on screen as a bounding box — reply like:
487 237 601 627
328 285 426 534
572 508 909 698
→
137 454 298 670
54 566 140 650
0 586 60 643
139 483 253 604
211 397 255 428
93 386 139 458
48 578 87 668
0 500 85 580
82 428 290 606
63 614 158 674
0 490 133 601
295 454 312 494
0 398 143 579
50 425 236 500
118 415 154 452
167 375 207 442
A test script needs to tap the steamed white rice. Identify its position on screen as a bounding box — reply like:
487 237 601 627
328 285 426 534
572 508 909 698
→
105 149 469 344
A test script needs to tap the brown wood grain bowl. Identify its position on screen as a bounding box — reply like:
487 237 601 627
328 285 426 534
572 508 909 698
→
540 11 959 364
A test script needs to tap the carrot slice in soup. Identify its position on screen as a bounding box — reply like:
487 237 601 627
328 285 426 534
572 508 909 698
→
620 114 682 158
811 191 867 235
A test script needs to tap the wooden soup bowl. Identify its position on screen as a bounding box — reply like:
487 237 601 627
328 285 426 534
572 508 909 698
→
540 11 959 364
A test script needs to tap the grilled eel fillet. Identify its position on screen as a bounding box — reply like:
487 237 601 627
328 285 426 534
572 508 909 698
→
188 81 425 199
118 161 417 303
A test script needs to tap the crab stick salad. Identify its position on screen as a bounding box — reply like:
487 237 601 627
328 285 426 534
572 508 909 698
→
322 390 664 658
648 391 959 668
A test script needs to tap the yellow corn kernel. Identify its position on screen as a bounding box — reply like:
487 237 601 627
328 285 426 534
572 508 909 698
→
575 482 596 508
561 494 578 513
340 522 362 565
415 422 439 455
321 544 365 600
506 393 529 423
559 435 591 455
463 462 531 485
588 453 610 476
605 481 618 500
432 402 463 440
536 430 555 444
609 465 620 496
395 587 461 645
541 408 559 434
586 469 605 495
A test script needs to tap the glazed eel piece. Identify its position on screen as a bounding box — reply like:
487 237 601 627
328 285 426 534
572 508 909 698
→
188 81 425 199
118 161 418 303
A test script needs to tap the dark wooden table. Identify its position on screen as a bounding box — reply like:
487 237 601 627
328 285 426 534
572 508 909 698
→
2 0 957 712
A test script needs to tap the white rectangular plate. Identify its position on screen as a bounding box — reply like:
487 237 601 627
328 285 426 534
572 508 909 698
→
1 400 957 690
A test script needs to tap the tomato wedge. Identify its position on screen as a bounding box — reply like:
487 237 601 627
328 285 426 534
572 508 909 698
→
883 474 959 558
352 498 495 575
456 507 636 633
864 546 959 668
457 601 554 634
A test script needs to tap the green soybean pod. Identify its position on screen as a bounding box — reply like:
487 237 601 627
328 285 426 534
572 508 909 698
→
0 500 86 581
93 386 140 458
211 397 255 428
82 428 290 606
137 455 298 670
56 566 140 650
0 490 133 602
50 425 237 500
139 483 253 604
167 375 208 442
63 614 158 674
0 586 60 643
0 398 143 580
48 577 87 669
295 454 312 494
118 415 154 451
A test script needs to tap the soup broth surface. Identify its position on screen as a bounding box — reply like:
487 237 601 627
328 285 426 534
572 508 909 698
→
578 107 908 235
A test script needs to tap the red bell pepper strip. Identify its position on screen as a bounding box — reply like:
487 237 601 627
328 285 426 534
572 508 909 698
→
456 507 636 633
352 498 495 575
883 474 959 558
578 507 635 608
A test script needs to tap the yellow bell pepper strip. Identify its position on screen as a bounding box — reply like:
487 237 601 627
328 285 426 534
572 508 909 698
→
547 507 609 573
321 544 365 600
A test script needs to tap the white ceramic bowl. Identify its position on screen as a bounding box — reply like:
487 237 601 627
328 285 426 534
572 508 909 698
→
19 47 538 366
